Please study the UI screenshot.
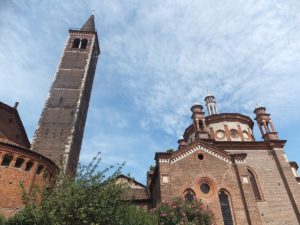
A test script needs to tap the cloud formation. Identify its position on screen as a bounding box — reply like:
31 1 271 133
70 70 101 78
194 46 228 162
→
1 0 300 182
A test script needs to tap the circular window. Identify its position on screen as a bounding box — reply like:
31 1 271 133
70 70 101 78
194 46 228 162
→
200 183 210 194
230 129 239 139
216 130 225 139
198 154 204 160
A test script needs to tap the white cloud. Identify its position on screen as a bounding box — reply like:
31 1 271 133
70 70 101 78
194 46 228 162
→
1 0 300 182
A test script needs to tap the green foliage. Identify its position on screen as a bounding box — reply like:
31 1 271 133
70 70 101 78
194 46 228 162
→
0 215 7 225
149 165 155 171
121 205 157 225
1 153 214 225
155 198 214 225
166 149 174 153
5 153 158 225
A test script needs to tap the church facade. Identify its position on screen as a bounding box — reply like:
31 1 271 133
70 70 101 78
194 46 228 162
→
125 95 300 225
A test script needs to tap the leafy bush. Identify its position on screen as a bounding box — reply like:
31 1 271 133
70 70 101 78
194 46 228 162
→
5 153 157 225
2 153 214 225
155 198 214 225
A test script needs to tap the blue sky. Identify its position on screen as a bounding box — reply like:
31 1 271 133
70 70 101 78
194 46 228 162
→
1 0 300 183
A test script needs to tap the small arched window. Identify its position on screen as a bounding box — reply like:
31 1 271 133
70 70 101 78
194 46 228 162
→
199 120 204 130
72 38 80 48
36 165 44 175
183 189 196 202
248 169 262 200
25 161 34 171
1 155 13 166
81 39 88 49
14 158 24 168
219 191 234 225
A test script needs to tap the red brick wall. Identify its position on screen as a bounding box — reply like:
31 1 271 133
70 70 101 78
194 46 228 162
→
0 143 57 217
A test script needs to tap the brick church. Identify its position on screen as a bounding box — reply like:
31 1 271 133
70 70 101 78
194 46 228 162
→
0 15 300 225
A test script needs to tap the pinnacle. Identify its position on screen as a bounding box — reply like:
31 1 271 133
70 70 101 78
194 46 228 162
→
80 15 96 32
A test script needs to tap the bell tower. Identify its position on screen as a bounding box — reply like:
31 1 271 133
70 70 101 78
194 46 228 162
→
31 15 100 175
191 104 209 139
253 106 278 141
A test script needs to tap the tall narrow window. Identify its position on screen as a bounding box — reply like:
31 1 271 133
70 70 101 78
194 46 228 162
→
72 38 80 48
36 165 44 175
248 169 262 200
81 39 88 49
219 191 234 225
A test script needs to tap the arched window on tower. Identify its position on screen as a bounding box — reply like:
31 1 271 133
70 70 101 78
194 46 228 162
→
219 190 234 225
199 120 204 130
209 105 214 115
183 189 196 202
72 38 80 48
81 39 88 49
248 169 262 200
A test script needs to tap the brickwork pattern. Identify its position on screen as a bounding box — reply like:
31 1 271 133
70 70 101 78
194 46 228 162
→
0 142 57 217
31 30 100 175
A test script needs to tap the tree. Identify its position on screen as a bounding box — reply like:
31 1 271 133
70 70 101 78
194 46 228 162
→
6 153 157 225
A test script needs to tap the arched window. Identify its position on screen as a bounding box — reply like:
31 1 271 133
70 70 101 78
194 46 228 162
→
248 169 262 200
81 39 88 49
14 158 24 168
199 120 204 130
1 155 13 166
72 38 80 48
25 161 34 171
36 165 44 175
219 191 234 225
183 189 196 202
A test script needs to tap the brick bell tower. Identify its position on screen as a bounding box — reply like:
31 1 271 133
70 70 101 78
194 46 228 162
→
31 15 100 175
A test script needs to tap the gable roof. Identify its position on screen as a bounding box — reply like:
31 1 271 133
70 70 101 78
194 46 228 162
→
0 102 30 148
116 174 147 189
155 140 246 165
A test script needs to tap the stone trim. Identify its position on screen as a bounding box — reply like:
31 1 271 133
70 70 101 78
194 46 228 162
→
159 144 232 164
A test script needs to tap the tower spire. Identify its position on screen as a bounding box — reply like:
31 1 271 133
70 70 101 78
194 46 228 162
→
80 15 96 32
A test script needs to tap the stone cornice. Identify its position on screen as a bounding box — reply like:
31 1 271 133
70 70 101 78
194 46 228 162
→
205 113 254 128
212 140 286 150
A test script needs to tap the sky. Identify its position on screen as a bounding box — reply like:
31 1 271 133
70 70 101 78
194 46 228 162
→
1 0 300 184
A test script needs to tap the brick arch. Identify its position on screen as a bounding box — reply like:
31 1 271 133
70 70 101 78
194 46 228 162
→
182 188 196 201
218 189 235 225
247 166 264 201
0 142 58 217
